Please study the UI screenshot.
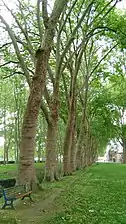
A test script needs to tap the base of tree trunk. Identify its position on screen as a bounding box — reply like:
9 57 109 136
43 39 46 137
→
44 169 59 182
63 171 73 176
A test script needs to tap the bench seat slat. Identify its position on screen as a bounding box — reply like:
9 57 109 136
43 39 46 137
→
15 191 32 199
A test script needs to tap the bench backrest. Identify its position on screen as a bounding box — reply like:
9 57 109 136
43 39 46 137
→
0 185 26 200
0 179 16 188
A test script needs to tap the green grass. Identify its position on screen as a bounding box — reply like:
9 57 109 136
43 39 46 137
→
0 163 45 179
1 163 126 224
45 163 126 224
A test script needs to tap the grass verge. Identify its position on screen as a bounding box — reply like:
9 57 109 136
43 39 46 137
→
1 163 126 224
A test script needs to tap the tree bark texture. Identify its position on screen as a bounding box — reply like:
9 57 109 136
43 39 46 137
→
63 70 76 176
123 138 126 163
18 0 68 189
18 51 49 188
44 95 59 181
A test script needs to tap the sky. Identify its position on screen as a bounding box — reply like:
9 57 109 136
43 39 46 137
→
116 0 126 10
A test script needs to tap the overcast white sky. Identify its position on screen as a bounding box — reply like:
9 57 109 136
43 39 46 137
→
116 0 126 9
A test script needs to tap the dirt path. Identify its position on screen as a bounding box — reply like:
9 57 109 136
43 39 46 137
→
16 188 62 224
0 169 91 224
16 170 91 224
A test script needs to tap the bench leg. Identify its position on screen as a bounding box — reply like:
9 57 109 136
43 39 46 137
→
10 200 15 209
21 193 33 202
2 200 15 210
2 202 6 209
29 193 34 202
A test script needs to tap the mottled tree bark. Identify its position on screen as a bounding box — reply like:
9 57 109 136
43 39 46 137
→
63 70 77 176
17 0 68 189
122 138 126 163
44 95 59 181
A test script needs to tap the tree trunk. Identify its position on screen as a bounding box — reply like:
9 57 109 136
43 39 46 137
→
37 146 41 163
63 80 76 175
63 118 73 175
3 109 8 164
17 0 68 189
76 111 86 170
17 50 50 189
76 150 81 170
44 77 59 180
44 121 58 181
86 132 92 166
44 92 59 181
70 120 76 172
123 138 126 163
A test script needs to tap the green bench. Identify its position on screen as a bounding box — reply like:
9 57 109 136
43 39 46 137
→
0 184 32 209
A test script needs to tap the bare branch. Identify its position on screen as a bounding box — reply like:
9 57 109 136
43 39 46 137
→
0 61 19 67
27 68 34 75
44 86 51 109
42 0 49 28
47 65 55 86
1 0 35 62
75 44 86 75
89 43 118 77
58 0 78 37
0 14 31 86
0 42 12 49
17 0 28 35
62 72 69 110
58 0 95 74
3 71 24 79
37 0 43 41
49 0 68 29
40 100 51 124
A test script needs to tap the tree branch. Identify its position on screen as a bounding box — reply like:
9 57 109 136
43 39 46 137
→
0 14 31 86
44 86 52 109
62 72 69 110
0 42 12 49
58 0 78 37
58 0 95 74
0 61 19 67
47 64 55 86
2 0 35 63
3 71 24 79
37 0 43 41
42 0 49 28
89 43 118 77
40 100 51 124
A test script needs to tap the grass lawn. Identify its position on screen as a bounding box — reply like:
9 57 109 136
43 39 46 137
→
0 163 45 179
0 163 126 223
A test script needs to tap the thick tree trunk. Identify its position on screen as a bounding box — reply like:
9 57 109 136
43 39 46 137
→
63 67 77 176
76 142 86 169
44 80 59 180
63 93 76 175
86 133 92 166
18 51 50 189
17 0 68 189
76 150 81 170
63 116 73 175
76 114 86 170
44 121 58 181
70 121 76 172
76 73 89 169
123 138 126 163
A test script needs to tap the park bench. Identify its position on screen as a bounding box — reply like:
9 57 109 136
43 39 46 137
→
0 184 32 209
0 178 16 189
